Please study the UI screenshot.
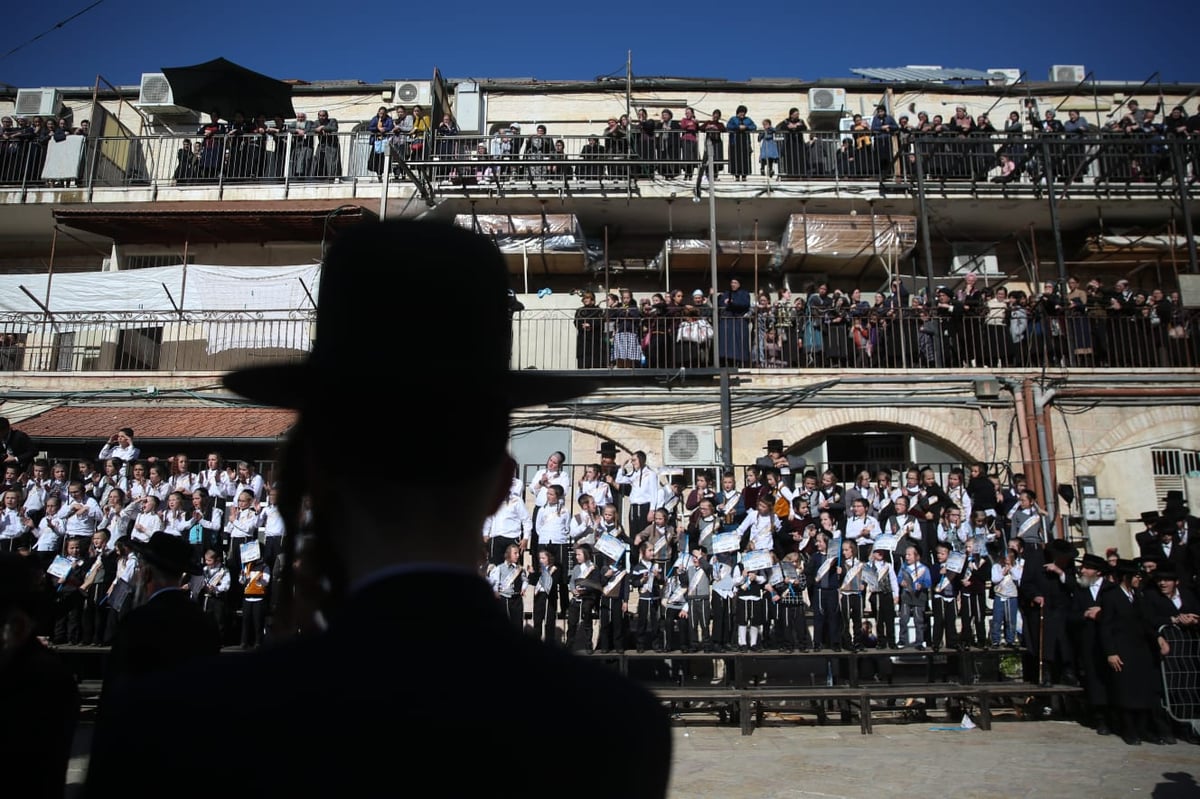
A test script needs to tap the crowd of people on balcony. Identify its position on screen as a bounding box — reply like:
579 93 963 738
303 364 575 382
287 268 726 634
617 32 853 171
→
5 95 1198 189
0 115 89 185
570 274 1195 371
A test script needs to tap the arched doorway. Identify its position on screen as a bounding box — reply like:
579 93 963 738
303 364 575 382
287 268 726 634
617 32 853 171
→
792 423 976 483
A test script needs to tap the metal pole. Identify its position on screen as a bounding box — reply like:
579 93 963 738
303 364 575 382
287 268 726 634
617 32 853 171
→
1170 141 1199 274
913 136 936 297
379 144 392 219
1041 138 1068 284
707 140 720 349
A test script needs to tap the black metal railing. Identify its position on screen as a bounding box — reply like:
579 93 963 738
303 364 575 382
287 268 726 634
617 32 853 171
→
0 305 1193 376
4 128 1197 197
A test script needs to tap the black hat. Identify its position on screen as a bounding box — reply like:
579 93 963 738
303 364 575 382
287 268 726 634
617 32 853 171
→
132 532 201 576
1112 558 1140 576
597 442 618 458
1046 538 1078 558
1140 511 1161 526
1078 553 1110 573
1154 567 1179 582
0 552 46 617
1155 519 1177 537
224 221 597 411
765 439 785 452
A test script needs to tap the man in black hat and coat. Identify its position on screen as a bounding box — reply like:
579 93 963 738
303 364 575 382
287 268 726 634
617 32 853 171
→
1069 552 1116 734
0 552 80 799
85 220 672 799
1020 536 1078 686
1135 511 1161 558
597 440 624 520
1099 558 1176 745
755 438 806 491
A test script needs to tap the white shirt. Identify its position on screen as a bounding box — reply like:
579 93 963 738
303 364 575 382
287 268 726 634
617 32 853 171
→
129 510 164 541
844 514 878 543
535 501 572 544
226 508 259 540
617 466 659 505
57 496 104 538
197 469 233 500
98 441 141 468
33 515 64 552
736 509 779 552
0 507 25 539
481 494 532 541
528 467 569 508
161 508 192 537
578 478 613 509
258 504 286 538
236 474 266 503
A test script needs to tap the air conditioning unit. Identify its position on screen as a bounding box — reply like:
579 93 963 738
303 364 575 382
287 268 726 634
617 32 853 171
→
14 89 61 117
808 88 846 113
988 68 1022 86
950 247 1002 276
1050 65 1086 83
137 73 194 113
394 80 432 107
662 425 716 466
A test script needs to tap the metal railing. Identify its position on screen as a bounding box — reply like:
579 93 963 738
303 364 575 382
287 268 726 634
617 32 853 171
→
511 305 1200 371
0 310 313 373
4 128 1197 196
0 305 1194 375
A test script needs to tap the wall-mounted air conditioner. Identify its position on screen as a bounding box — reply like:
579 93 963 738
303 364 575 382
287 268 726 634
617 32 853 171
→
15 89 61 117
1050 65 1086 83
136 73 194 113
394 80 432 107
808 88 846 113
662 426 716 466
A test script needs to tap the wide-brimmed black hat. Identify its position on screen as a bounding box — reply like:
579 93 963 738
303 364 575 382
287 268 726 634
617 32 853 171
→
1112 558 1140 576
765 439 785 451
1078 553 1110 573
132 532 201 576
597 442 618 458
1140 511 1161 526
223 220 597 411
1046 538 1079 559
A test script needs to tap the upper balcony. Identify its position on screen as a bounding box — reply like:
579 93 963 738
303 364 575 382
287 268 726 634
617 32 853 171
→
0 301 1193 381
2 127 1196 208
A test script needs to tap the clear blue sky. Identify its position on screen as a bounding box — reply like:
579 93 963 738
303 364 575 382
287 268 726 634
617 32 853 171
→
2 0 1198 90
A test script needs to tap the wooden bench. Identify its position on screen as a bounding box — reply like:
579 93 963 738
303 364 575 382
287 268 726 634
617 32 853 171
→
652 682 1084 736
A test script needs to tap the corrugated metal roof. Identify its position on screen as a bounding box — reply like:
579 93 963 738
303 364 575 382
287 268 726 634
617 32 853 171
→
850 67 1000 83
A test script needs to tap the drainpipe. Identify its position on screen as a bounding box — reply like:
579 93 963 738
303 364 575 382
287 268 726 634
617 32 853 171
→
1033 384 1059 541
1007 377 1037 482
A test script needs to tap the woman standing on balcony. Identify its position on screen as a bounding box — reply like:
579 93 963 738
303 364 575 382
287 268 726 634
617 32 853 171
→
716 277 752 366
607 289 642 369
574 291 607 369
702 110 725 178
366 106 393 181
725 106 757 181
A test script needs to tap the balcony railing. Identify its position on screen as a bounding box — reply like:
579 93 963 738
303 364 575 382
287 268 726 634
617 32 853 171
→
1 306 1193 375
2 128 1197 198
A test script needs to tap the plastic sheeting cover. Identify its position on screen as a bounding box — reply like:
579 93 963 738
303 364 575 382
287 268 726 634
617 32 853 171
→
779 214 917 260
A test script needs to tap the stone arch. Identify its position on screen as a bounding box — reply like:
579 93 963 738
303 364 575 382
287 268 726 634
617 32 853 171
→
759 406 983 465
1075 406 1200 477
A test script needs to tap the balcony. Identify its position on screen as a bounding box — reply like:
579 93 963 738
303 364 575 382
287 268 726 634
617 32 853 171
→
2 128 1196 204
0 305 1193 376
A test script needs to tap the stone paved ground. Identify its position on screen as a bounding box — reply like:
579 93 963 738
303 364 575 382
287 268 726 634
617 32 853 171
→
69 715 1200 798
667 716 1200 799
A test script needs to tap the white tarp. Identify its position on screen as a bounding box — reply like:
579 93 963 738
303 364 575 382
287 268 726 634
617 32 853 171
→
0 263 320 354
0 263 320 313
